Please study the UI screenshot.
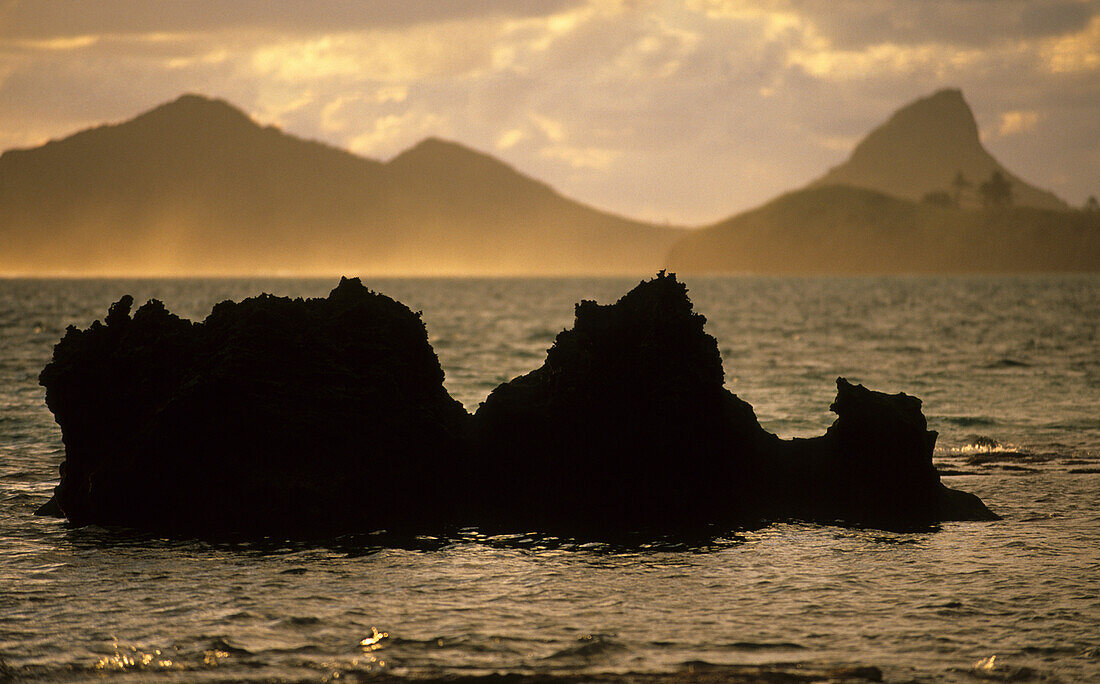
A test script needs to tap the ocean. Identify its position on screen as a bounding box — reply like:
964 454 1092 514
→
1 276 1098 682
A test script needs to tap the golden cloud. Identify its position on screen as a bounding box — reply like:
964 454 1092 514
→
539 144 619 169
347 111 450 156
1041 14 1100 73
496 128 525 149
998 110 1041 137
528 111 566 142
249 23 499 84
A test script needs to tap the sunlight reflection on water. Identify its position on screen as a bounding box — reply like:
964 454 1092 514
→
0 275 1097 681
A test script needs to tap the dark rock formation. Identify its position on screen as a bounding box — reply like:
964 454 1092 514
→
472 273 997 532
37 273 996 538
472 271 770 532
37 277 470 537
754 378 999 529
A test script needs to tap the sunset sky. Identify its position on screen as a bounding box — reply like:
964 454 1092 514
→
1 0 1097 224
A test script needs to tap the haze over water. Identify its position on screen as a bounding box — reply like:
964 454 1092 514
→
2 276 1097 682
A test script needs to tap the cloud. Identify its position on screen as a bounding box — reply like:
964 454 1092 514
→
998 110 1041 137
347 111 450 157
165 48 230 70
690 0 1098 49
539 144 620 170
1040 14 1100 73
528 112 566 142
9 35 101 50
319 92 411 134
247 24 501 84
0 0 1098 219
0 0 584 39
787 42 943 79
496 129 525 149
812 134 860 152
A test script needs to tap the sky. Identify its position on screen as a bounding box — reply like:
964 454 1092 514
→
0 0 1097 225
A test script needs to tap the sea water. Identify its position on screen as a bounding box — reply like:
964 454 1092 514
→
1 276 1097 681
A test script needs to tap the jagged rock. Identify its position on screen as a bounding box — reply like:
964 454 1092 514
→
473 273 997 532
756 379 999 528
37 273 996 538
37 277 470 537
473 271 770 532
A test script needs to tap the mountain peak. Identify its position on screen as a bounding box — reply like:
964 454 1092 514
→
849 87 980 168
811 88 1067 211
409 136 463 151
134 93 259 131
390 137 496 166
926 87 965 102
0 94 676 276
386 136 543 190
895 88 975 135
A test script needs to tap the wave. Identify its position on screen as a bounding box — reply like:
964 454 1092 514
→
718 641 807 651
543 634 628 661
983 357 1032 369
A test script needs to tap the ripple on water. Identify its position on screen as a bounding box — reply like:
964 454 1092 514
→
543 634 629 662
1 277 1098 681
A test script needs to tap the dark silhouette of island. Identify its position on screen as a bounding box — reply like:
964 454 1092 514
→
37 274 997 539
668 89 1099 274
0 94 678 275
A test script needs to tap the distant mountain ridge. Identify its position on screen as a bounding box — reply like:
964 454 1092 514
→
2 89 1091 276
0 94 678 276
810 88 1068 211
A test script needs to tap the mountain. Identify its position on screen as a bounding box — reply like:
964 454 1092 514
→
666 88 1095 274
810 89 1068 211
0 94 678 276
667 185 1099 274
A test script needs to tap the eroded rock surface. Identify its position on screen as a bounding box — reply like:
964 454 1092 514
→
472 271 770 532
37 273 997 538
38 277 470 537
756 378 1000 528
472 273 996 532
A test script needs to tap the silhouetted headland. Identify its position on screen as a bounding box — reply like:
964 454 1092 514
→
37 274 997 539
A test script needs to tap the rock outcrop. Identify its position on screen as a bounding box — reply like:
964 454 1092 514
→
38 273 997 538
472 271 770 532
754 378 999 529
472 273 997 532
37 277 470 537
